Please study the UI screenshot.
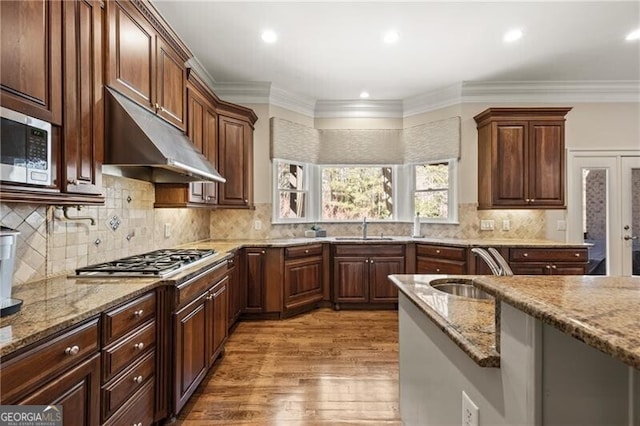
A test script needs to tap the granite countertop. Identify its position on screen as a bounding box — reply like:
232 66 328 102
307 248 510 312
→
392 273 640 370
389 274 500 368
0 236 588 359
473 275 640 370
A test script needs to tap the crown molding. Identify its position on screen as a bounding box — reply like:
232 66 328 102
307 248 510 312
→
314 99 403 118
207 79 640 118
210 81 272 104
461 80 640 103
185 57 217 91
269 85 316 117
403 83 462 117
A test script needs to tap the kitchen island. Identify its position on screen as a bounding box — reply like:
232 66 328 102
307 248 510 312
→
390 274 640 426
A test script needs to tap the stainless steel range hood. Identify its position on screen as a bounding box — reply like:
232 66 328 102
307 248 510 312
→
103 87 225 183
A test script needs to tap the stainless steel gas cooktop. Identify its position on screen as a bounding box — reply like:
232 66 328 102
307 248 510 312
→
75 248 216 278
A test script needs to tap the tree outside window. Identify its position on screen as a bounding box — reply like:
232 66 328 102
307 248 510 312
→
415 162 450 219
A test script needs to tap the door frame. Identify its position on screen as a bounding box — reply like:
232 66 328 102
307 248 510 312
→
567 149 640 276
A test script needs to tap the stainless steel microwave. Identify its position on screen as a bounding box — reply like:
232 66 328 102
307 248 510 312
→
0 107 52 186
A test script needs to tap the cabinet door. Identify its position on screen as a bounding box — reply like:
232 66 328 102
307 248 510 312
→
492 121 528 206
369 257 404 302
245 248 265 313
106 1 155 110
156 37 185 130
227 258 239 328
186 88 206 203
207 277 228 366
174 294 207 413
218 115 250 207
333 257 368 303
202 107 219 204
284 256 323 310
18 354 101 426
0 0 62 124
528 121 565 207
62 0 103 196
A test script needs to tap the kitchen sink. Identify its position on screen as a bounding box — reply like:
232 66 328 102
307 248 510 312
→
334 236 395 241
429 278 493 300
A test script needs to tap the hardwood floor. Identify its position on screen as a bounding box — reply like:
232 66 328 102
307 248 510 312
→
177 308 401 425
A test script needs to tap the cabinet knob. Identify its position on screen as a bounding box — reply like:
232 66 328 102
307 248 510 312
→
261 250 265 254
545 265 551 269
530 199 535 203
134 342 144 351
206 196 212 201
523 253 529 257
370 259 374 264
551 265 557 269
133 423 142 426
133 375 143 384
574 253 580 257
305 249 309 254
64 345 80 356
244 199 248 204
365 259 369 263
155 103 159 110
436 268 440 272
133 309 144 317
435 249 441 254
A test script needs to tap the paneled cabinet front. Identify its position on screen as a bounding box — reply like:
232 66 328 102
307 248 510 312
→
173 263 229 415
106 0 187 130
284 244 324 311
332 245 404 306
0 319 101 425
218 114 253 207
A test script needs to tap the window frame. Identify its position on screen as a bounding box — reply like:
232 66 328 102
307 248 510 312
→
411 159 458 224
272 159 312 224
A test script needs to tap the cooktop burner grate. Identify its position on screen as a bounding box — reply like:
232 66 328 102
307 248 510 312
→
75 248 216 277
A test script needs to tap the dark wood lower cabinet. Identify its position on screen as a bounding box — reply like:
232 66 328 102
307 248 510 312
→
245 248 266 313
284 255 323 310
18 354 101 426
369 257 403 302
333 257 369 303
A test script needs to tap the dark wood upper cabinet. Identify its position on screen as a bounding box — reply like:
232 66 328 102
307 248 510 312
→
106 0 188 131
62 0 104 196
218 114 254 208
0 0 62 125
475 107 572 209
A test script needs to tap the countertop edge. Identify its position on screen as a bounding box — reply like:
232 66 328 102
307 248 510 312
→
392 277 500 368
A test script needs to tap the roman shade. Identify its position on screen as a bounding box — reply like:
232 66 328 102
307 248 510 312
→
270 116 460 165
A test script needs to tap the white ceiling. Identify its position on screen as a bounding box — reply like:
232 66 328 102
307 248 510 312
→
153 1 640 103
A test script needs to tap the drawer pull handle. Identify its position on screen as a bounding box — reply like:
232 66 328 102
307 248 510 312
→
134 342 144 350
133 309 144 317
65 345 80 356
133 375 143 384
523 253 529 257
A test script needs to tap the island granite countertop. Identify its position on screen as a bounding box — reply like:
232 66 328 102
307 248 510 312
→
391 274 640 370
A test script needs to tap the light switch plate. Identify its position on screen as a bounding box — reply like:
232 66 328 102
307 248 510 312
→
480 220 494 231
462 391 479 426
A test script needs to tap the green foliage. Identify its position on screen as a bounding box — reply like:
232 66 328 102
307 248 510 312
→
322 167 393 220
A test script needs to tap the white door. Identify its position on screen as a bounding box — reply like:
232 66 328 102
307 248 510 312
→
621 157 640 276
568 152 639 276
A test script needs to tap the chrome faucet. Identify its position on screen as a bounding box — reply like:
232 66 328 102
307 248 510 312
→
362 217 368 239
471 247 513 276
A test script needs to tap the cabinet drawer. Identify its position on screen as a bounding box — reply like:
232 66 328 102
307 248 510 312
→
416 258 466 274
333 244 404 257
510 248 588 262
103 292 156 346
176 261 228 306
102 351 155 420
285 244 323 259
103 379 154 426
416 244 466 260
1 318 99 403
102 320 156 382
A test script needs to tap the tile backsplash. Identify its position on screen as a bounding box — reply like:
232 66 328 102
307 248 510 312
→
210 203 546 241
1 175 210 285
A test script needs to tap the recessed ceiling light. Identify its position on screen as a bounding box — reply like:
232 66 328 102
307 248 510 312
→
261 30 277 43
383 31 400 44
359 91 370 99
626 28 640 41
503 28 523 43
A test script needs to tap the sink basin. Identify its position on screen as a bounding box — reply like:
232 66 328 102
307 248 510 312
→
429 278 493 300
334 236 394 240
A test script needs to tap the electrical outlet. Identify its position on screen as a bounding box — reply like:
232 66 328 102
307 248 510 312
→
164 223 171 238
556 220 567 231
254 220 262 230
462 391 479 426
502 219 510 231
480 220 494 231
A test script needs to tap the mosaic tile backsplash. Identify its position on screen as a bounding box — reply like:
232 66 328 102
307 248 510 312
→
1 175 210 285
210 203 547 241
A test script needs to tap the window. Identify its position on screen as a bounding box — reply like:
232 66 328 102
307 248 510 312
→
414 160 456 222
321 166 393 220
274 160 308 221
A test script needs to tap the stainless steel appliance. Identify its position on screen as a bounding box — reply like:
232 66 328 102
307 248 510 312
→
75 248 216 278
0 106 52 186
0 227 22 317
